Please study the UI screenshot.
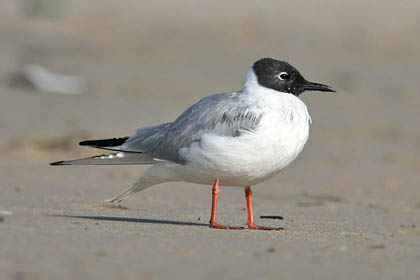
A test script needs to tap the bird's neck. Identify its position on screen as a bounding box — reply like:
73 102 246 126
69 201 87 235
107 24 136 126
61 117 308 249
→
240 67 310 123
241 67 290 99
242 67 260 92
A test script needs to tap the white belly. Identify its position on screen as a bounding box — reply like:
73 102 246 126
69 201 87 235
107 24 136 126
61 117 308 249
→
172 96 311 186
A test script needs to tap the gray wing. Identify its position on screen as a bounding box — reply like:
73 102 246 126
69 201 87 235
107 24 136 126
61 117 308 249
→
122 92 263 163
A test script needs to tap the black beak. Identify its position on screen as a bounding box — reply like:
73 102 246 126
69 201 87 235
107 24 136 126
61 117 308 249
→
301 80 336 93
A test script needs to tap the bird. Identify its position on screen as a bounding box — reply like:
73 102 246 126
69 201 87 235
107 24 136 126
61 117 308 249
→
51 58 335 230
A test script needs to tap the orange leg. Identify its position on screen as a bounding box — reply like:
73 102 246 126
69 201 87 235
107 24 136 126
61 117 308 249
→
245 186 284 230
209 179 244 230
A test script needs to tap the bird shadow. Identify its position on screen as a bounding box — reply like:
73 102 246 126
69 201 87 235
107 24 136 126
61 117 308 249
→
53 214 208 227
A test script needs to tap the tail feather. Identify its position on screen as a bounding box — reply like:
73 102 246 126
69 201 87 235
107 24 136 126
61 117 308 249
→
107 165 171 203
50 152 157 166
106 181 152 203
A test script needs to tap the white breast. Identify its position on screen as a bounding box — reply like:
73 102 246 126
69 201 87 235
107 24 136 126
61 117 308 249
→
171 86 311 187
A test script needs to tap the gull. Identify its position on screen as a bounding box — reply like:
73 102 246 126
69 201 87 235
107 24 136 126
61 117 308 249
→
51 58 335 230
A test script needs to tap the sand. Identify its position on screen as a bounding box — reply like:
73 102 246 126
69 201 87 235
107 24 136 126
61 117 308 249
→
1 1 419 279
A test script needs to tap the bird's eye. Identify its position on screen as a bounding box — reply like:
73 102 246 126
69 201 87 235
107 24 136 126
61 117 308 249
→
278 72 290 80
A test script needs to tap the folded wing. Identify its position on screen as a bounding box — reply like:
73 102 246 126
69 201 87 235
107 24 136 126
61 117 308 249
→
122 92 263 163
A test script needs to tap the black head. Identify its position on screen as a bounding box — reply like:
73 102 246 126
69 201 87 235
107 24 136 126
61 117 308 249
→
252 58 335 96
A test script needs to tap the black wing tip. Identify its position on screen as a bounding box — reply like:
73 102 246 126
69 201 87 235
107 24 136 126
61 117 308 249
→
79 140 90 146
79 137 129 148
50 161 65 166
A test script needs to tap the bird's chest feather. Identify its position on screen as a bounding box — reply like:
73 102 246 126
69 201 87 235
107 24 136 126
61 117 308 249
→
179 93 311 185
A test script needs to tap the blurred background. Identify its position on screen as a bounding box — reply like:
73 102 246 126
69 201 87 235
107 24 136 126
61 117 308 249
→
1 1 419 279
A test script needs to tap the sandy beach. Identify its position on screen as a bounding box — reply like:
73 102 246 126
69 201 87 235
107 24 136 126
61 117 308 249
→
1 1 419 279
